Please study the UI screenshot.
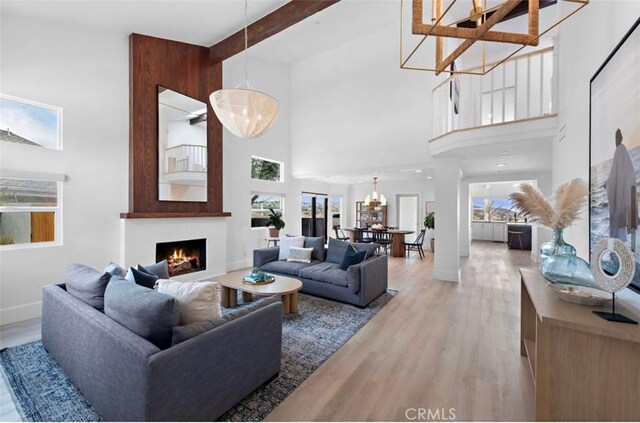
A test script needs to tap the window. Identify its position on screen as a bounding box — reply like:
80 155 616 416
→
0 177 62 247
251 156 282 182
0 94 62 150
472 198 515 222
331 195 342 228
251 193 283 228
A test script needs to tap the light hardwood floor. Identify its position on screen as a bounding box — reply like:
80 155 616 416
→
266 242 536 421
0 242 536 422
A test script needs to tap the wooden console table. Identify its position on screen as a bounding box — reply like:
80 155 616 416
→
520 268 640 421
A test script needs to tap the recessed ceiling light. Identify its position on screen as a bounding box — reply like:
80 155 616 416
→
357 180 363 184
415 170 422 173
426 176 433 179
501 151 509 155
497 163 507 167
485 184 490 189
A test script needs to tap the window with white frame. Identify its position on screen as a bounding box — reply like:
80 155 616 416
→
0 177 62 247
251 156 283 182
251 193 284 228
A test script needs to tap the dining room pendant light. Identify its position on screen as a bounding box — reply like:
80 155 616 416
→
209 0 278 139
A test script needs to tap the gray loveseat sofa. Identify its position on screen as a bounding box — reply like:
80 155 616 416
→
42 283 283 421
253 238 388 307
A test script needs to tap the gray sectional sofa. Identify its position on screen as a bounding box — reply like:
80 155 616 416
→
253 237 388 307
42 283 283 421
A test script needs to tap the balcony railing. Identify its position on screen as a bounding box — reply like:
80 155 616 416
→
165 144 207 174
432 47 556 139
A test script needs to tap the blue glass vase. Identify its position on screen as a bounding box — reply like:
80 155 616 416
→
539 229 576 270
540 229 594 287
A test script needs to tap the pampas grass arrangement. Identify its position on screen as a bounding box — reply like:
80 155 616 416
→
509 179 588 229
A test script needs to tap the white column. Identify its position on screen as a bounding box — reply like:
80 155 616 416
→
459 180 470 258
433 158 461 282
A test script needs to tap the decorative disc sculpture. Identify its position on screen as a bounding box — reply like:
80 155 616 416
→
591 238 638 324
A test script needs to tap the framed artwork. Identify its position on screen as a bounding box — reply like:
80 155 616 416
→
589 17 640 294
425 201 435 214
0 94 62 150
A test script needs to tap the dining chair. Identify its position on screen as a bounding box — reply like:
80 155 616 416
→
376 231 393 254
405 229 426 259
333 225 350 241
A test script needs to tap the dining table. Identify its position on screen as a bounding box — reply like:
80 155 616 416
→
343 228 415 258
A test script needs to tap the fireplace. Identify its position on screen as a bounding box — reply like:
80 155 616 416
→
156 238 206 277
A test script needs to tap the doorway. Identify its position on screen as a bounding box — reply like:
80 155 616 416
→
301 192 328 240
397 194 419 236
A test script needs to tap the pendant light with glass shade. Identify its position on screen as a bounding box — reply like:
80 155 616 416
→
209 0 279 139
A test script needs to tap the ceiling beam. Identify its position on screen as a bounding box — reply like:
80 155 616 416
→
190 113 207 126
209 0 340 62
456 0 556 28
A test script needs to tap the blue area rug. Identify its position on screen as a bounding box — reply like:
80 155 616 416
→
0 290 396 422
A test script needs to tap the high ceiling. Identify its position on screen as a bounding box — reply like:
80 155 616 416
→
0 0 289 47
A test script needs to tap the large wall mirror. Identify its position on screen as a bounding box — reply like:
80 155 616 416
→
158 86 207 202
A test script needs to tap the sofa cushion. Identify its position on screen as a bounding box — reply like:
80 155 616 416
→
327 237 350 264
171 296 280 346
104 262 127 278
340 245 367 271
260 259 320 276
278 236 305 260
125 266 159 289
298 261 351 287
155 280 222 325
287 246 314 263
353 243 379 260
304 237 326 261
143 260 170 279
65 263 112 311
104 278 179 349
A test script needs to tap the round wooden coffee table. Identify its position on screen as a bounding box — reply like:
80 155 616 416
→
216 268 303 314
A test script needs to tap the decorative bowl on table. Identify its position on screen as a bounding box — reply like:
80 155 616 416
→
548 283 612 307
243 268 275 285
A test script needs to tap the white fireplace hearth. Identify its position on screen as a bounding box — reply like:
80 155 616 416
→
120 217 227 281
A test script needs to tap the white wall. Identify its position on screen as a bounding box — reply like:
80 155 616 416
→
222 55 348 270
290 24 440 179
0 14 129 323
554 0 640 313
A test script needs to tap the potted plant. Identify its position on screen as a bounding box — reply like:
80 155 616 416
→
424 212 435 252
267 208 285 237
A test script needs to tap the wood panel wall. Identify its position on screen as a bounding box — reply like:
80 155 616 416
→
124 33 229 218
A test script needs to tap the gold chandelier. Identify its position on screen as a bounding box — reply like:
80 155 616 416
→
400 0 589 75
364 177 387 207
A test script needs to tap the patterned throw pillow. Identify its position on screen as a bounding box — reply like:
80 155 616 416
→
287 246 314 263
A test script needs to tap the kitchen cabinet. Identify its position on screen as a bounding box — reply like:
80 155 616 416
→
472 222 507 242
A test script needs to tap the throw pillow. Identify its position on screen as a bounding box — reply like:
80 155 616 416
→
327 237 350 264
155 280 222 325
287 246 314 263
143 260 170 279
339 245 367 271
172 295 280 346
278 236 305 260
125 266 159 289
304 237 326 261
65 263 112 311
104 262 127 278
104 278 179 349
353 243 379 260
